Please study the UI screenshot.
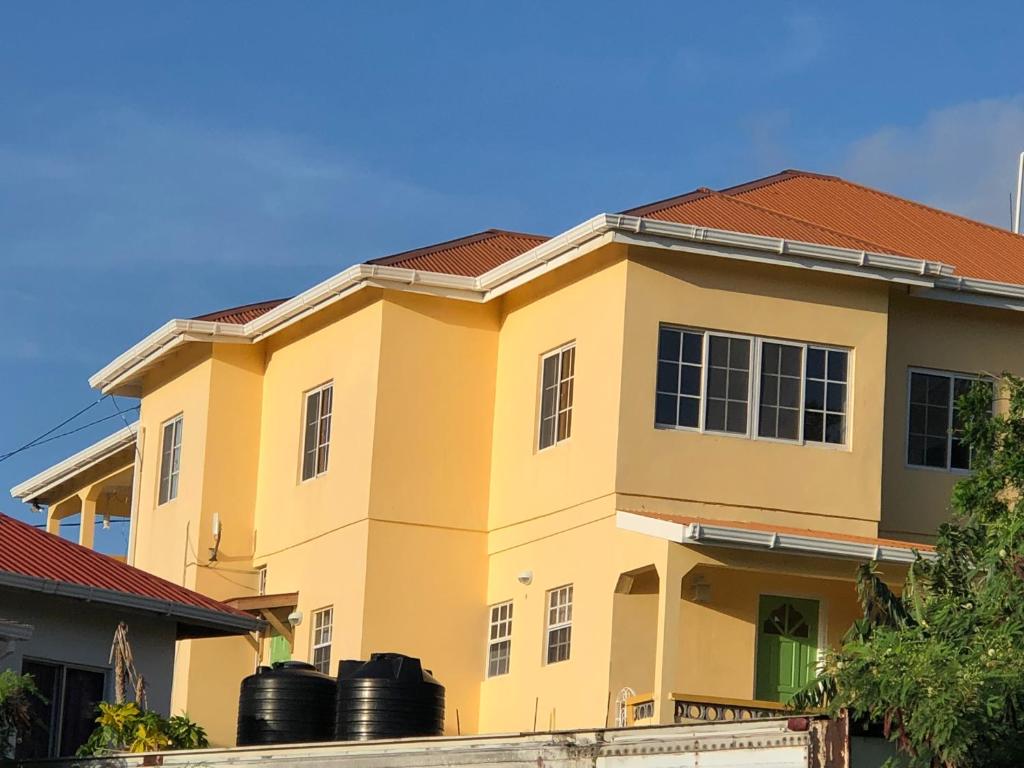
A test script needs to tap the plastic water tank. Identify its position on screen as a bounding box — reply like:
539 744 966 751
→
236 661 337 746
334 653 445 740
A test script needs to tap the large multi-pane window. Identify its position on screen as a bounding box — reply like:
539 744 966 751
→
545 585 573 664
907 370 991 471
656 325 849 446
158 414 183 505
302 383 333 481
486 601 513 677
311 607 333 675
538 343 575 450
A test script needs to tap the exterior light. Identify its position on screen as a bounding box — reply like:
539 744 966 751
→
516 570 533 585
287 610 303 628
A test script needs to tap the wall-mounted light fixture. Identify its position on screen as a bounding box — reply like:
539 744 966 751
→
517 570 533 585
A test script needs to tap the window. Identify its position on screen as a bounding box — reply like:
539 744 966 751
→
487 601 513 677
539 343 575 450
302 383 333 481
256 566 267 596
311 607 333 674
656 325 850 446
545 585 573 664
907 370 991 471
17 660 106 758
158 415 183 504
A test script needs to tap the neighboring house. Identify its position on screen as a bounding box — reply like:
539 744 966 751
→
0 512 258 759
13 169 1024 746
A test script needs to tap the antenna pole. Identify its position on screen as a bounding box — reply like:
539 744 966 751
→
1014 152 1024 234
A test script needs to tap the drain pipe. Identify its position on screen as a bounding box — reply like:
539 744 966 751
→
1014 151 1024 234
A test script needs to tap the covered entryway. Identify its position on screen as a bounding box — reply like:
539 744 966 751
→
755 594 819 703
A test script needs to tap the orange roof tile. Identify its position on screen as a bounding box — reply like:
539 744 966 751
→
366 228 549 276
193 298 290 325
625 170 1024 284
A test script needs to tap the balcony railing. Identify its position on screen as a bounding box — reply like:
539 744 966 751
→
626 692 655 726
672 693 791 723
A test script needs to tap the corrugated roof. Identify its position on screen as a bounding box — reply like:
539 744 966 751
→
624 170 1024 284
0 513 256 634
193 299 290 325
366 228 549 276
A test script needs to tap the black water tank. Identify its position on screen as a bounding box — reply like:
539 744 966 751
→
334 653 445 740
237 661 337 746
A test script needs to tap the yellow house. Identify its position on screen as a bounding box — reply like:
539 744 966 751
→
16 169 1024 746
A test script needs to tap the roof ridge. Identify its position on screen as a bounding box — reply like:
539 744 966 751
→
717 169 841 196
619 187 716 217
366 228 549 268
708 189 917 258
192 298 290 322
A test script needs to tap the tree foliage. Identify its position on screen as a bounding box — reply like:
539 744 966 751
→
77 702 209 756
0 670 41 759
797 375 1024 767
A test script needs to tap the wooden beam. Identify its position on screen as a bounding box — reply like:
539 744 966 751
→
261 610 293 646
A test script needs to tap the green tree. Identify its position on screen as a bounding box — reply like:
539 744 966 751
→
799 375 1024 767
0 670 41 759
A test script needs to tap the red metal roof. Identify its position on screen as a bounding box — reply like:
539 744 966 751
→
624 170 1024 284
366 228 549 276
193 298 289 325
0 513 253 623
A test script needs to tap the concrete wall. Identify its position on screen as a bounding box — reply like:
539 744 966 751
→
0 589 176 715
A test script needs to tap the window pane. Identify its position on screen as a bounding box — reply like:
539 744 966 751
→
658 327 681 361
657 361 679 393
804 410 823 442
805 348 847 445
726 401 747 433
805 380 824 411
825 413 844 444
778 408 799 440
827 350 848 382
679 396 699 428
705 336 750 434
682 333 703 364
655 394 677 426
709 336 728 366
705 398 726 431
707 367 727 398
680 365 701 396
806 347 825 379
542 354 559 390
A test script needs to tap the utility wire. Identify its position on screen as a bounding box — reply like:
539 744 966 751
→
0 396 111 464
10 408 140 454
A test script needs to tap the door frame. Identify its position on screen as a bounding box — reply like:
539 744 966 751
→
751 591 827 700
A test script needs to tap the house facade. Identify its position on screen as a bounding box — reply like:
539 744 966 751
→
14 170 1024 746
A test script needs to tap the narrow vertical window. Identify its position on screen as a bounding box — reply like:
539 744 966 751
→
302 383 333 481
538 344 575 450
256 566 267 596
487 601 513 677
803 347 848 445
655 326 704 428
758 342 803 440
545 585 573 664
704 335 751 434
908 371 990 470
158 414 183 505
311 606 333 674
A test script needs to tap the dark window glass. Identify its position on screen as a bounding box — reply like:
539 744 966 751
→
655 326 703 429
907 372 951 468
302 385 332 480
704 336 750 434
804 348 848 445
758 342 802 440
539 345 574 449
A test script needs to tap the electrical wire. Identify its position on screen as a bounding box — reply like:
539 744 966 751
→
0 396 108 463
0 407 140 462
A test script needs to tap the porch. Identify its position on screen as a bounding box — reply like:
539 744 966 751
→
608 510 931 726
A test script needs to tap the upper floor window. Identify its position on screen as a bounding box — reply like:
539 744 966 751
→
656 325 849 446
545 584 573 664
302 382 333 481
487 601 513 677
907 370 991 471
158 414 183 505
311 606 333 675
538 343 575 450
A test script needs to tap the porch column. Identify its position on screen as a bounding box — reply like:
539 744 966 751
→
45 508 61 535
79 494 97 549
653 545 693 724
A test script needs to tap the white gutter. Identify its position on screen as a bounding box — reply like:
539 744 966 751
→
89 212 1024 394
616 510 937 565
10 421 139 504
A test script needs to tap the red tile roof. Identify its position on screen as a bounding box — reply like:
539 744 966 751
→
624 170 1024 284
0 513 256 635
366 228 549 276
193 298 289 325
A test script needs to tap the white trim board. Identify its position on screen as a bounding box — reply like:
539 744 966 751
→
89 213 1024 395
615 510 937 565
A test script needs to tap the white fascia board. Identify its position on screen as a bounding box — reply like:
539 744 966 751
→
615 510 936 564
11 421 140 503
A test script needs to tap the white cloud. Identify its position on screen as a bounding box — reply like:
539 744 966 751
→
842 97 1024 227
0 109 521 267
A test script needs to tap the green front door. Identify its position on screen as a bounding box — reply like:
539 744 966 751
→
755 595 819 703
269 632 292 664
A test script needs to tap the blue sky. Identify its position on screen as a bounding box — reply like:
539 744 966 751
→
4 1 1024 552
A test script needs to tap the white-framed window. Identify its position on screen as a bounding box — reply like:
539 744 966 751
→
487 601 513 677
538 343 575 450
907 369 992 471
302 382 333 481
655 325 850 446
311 606 333 675
256 566 267 596
158 414 183 505
545 584 573 664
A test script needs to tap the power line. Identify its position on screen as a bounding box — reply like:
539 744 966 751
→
0 407 139 464
0 396 107 463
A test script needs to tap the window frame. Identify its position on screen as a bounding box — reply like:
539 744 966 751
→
17 657 109 759
486 600 514 678
905 367 991 474
157 414 184 505
537 342 576 452
544 584 574 665
655 324 851 450
300 381 333 482
310 606 333 675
